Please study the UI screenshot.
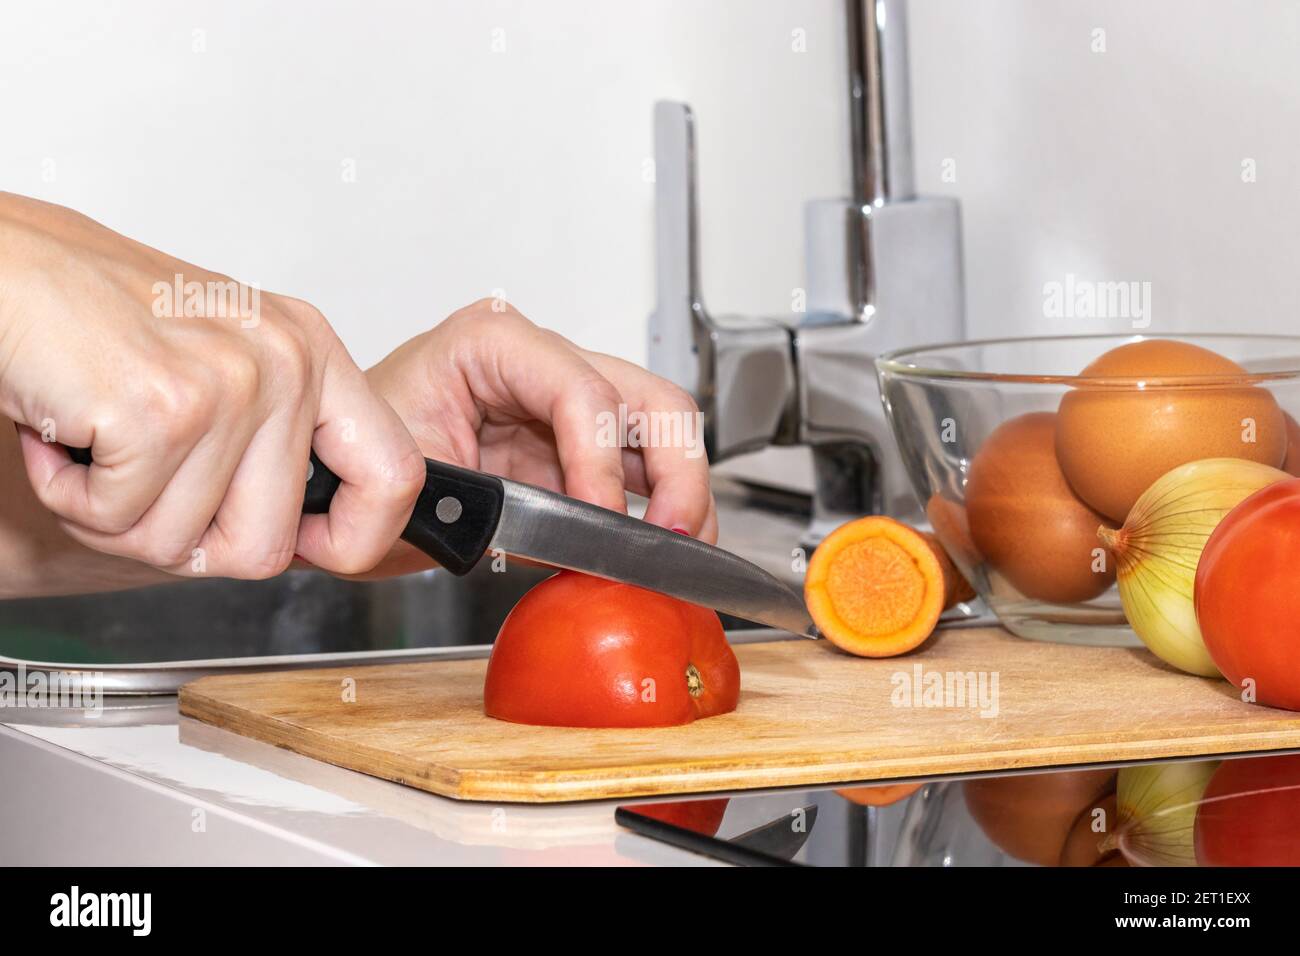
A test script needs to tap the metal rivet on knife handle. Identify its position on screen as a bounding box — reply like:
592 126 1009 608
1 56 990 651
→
435 496 464 524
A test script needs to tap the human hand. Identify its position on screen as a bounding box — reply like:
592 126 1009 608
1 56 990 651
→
365 299 716 575
0 192 424 579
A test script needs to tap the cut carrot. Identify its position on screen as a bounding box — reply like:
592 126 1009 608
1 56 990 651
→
805 516 969 658
921 531 977 607
836 783 923 807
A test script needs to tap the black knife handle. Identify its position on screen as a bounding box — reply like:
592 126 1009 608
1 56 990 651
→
305 452 505 576
67 445 94 466
66 446 505 576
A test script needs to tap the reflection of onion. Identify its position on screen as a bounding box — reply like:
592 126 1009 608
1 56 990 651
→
1111 760 1219 866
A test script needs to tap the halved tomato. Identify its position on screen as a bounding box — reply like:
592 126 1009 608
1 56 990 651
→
484 571 740 728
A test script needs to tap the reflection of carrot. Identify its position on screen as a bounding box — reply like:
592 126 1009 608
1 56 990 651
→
836 783 922 807
805 517 972 658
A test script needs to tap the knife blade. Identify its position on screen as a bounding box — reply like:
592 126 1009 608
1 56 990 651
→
731 804 819 861
305 453 816 637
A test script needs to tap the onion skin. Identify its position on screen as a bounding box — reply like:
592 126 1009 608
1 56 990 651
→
1098 458 1288 677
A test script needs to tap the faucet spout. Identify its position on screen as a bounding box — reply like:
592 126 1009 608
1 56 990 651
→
847 0 915 210
648 0 965 542
845 0 919 324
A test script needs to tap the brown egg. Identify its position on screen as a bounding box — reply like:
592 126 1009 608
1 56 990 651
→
1056 340 1286 522
1059 793 1120 867
1284 413 1300 477
964 769 1116 867
965 412 1116 604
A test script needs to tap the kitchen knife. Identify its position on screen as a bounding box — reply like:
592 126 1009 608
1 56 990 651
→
65 446 815 636
303 453 817 637
730 804 819 861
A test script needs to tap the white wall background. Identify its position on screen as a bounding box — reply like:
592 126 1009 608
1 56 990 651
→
910 0 1300 340
3 0 1297 375
1 0 844 369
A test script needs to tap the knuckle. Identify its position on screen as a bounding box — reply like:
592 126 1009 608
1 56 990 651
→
81 502 138 536
216 347 262 404
328 551 378 576
145 371 202 419
376 449 427 504
567 374 621 411
309 529 387 576
261 322 313 393
233 544 296 581
660 382 700 414
273 295 328 330
143 373 214 441
447 299 527 332
135 535 197 569
538 327 576 350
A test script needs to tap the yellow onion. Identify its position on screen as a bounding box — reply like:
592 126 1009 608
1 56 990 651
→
1097 457 1288 676
1105 760 1219 866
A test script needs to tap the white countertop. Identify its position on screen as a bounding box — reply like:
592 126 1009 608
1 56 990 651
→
0 701 723 866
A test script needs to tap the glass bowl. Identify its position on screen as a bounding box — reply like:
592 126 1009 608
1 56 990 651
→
876 334 1300 646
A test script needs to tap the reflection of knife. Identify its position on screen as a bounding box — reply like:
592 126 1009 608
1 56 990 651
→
304 453 816 636
732 805 819 861
614 802 817 866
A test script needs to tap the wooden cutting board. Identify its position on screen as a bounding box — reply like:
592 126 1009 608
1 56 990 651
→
178 627 1300 803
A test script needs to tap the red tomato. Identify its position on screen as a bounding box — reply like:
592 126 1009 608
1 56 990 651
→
634 798 730 836
1194 754 1300 866
1195 478 1300 710
483 571 741 728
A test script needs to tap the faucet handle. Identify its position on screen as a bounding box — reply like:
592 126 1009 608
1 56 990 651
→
648 101 798 462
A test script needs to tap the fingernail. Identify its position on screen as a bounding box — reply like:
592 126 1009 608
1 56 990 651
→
671 527 690 536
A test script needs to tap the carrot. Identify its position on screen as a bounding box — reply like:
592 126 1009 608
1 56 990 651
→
921 530 977 607
805 516 972 658
836 783 923 807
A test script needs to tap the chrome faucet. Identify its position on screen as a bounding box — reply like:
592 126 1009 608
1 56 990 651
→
648 0 964 542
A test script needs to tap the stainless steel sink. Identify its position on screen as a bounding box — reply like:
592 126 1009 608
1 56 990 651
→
0 563 552 667
0 479 816 694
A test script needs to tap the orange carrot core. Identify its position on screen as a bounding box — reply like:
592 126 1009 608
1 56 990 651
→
825 538 927 638
805 516 969 658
